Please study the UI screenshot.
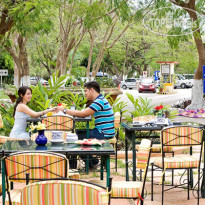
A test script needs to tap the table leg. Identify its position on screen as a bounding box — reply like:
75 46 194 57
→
201 140 205 198
106 156 110 187
85 121 89 173
125 132 129 181
2 159 5 205
132 132 136 181
100 156 103 180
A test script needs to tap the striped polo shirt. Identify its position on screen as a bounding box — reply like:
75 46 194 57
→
89 94 115 138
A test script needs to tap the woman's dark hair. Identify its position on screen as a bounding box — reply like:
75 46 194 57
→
84 81 100 93
13 86 32 117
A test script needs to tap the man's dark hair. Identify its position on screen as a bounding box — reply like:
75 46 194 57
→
84 81 100 93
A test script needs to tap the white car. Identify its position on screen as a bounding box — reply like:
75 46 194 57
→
120 78 137 89
183 74 194 88
174 74 189 89
30 77 49 86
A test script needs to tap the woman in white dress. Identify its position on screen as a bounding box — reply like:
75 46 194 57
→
9 86 56 139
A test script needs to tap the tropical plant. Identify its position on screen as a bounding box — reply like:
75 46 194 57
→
125 93 153 122
108 96 128 115
0 101 14 136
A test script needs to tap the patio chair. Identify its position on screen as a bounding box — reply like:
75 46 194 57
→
109 111 122 172
2 151 69 205
41 115 74 132
89 139 152 205
21 178 112 205
41 115 79 170
151 126 204 205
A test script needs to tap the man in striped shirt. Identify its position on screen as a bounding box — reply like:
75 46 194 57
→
57 81 115 140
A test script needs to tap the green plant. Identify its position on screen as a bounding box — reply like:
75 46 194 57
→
107 96 128 114
125 93 153 122
0 101 14 136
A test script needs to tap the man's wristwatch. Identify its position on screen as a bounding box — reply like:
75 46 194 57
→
63 109 67 114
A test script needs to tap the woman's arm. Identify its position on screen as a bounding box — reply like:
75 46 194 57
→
17 104 56 118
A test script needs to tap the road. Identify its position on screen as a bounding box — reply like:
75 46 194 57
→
117 88 192 112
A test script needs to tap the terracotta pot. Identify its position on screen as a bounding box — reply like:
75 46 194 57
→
73 81 77 86
8 95 16 103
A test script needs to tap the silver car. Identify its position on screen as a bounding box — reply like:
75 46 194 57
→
120 78 137 89
30 77 49 86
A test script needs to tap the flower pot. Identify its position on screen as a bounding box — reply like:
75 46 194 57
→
73 81 77 86
35 130 47 146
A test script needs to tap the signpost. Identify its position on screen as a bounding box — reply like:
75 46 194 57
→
0 69 8 87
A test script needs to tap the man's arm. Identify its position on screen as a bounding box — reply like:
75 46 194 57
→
57 106 95 117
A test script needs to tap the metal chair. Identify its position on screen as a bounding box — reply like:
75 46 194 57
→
151 125 204 205
2 151 69 205
90 139 152 205
21 178 112 205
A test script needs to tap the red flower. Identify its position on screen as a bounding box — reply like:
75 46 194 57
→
58 103 62 106
1 103 6 107
154 105 163 111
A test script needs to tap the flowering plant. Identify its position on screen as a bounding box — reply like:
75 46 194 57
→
30 122 46 132
50 103 68 108
154 104 164 117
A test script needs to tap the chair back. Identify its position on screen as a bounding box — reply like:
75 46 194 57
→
136 139 152 172
4 151 68 183
21 179 111 205
42 115 74 131
133 115 156 123
114 112 121 129
161 126 203 148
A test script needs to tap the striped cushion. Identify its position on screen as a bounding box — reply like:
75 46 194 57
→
89 180 143 198
0 136 22 144
31 131 68 141
5 189 21 205
114 112 120 129
136 139 151 170
154 155 199 168
136 144 173 153
42 116 73 131
21 180 109 205
5 152 68 182
162 126 203 146
68 169 80 180
133 115 156 124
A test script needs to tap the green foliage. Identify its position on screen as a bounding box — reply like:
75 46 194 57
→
71 66 86 78
125 93 153 122
108 96 128 115
0 101 14 136
95 77 116 88
29 71 69 111
66 90 87 111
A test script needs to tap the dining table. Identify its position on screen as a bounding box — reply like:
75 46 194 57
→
122 121 205 198
1 139 115 205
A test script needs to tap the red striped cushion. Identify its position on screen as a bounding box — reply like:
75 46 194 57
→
42 116 73 131
114 112 120 129
162 127 203 146
136 139 151 170
133 115 156 124
5 153 68 182
0 113 3 128
154 155 199 168
21 180 109 205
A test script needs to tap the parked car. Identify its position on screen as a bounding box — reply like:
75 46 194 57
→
138 78 156 93
30 77 49 86
183 74 194 88
120 78 137 89
174 74 190 89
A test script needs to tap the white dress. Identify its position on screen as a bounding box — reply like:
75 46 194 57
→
9 111 30 139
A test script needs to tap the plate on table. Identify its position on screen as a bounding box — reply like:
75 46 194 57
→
75 139 105 146
49 139 65 145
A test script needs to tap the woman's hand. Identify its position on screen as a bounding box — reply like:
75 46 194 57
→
50 107 57 113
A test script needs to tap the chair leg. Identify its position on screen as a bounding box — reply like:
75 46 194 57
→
115 142 117 172
162 171 165 205
197 168 200 205
187 169 190 200
151 163 154 201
